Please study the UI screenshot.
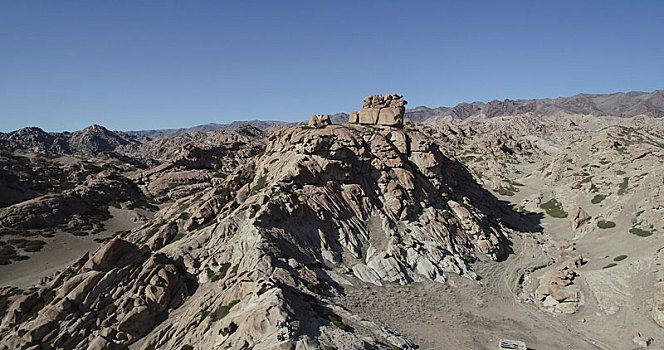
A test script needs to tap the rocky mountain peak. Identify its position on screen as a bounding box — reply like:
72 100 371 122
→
348 93 408 127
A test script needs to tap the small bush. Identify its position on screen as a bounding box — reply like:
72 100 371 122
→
249 176 267 196
540 198 568 218
462 254 476 264
613 255 627 261
597 220 616 229
307 281 329 296
327 313 350 331
591 194 606 204
210 263 231 282
168 233 186 244
602 263 617 269
617 177 629 195
209 299 240 322
496 187 515 196
630 227 653 237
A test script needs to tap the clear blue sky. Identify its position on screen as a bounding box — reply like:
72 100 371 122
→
1 1 663 132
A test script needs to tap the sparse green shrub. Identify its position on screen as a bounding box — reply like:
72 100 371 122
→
540 198 568 218
306 281 329 296
209 299 240 322
327 313 349 331
168 233 186 244
591 194 606 204
630 227 653 237
210 263 231 282
123 298 135 313
462 254 476 264
603 263 617 269
496 187 515 196
198 218 217 230
250 176 267 196
618 177 629 195
597 220 616 229
181 346 194 350
616 170 626 175
613 255 627 261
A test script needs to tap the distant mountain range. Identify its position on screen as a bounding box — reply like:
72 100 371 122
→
125 120 294 138
406 89 664 122
3 90 663 142
123 90 664 137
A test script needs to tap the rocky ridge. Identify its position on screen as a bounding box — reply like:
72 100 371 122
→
0 97 515 348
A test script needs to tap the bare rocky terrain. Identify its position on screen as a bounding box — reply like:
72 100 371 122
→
1 91 663 349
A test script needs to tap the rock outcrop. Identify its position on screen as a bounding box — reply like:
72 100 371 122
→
570 206 591 230
0 239 194 349
535 256 583 314
349 94 407 127
307 114 331 128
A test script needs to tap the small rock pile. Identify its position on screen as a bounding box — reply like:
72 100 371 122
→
348 94 407 127
535 256 583 314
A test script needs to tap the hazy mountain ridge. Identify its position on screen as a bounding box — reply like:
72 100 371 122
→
122 90 664 137
406 89 664 122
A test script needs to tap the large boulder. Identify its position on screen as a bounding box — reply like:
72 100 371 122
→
358 108 380 124
349 94 407 127
570 206 591 229
307 114 331 128
83 238 140 271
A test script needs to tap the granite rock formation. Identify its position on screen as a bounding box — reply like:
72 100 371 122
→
307 114 331 128
349 94 407 127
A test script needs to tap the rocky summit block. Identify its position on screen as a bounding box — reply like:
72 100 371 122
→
349 93 407 127
307 114 331 128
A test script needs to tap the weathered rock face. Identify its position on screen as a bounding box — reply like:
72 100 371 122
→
98 122 510 349
307 114 331 128
0 239 194 349
0 121 513 350
0 170 141 230
134 127 266 201
349 94 407 127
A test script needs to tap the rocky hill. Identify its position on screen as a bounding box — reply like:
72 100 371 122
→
0 96 521 349
0 125 141 155
2 92 664 349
